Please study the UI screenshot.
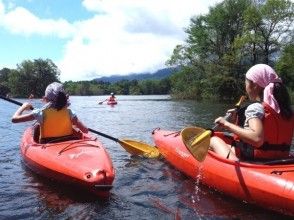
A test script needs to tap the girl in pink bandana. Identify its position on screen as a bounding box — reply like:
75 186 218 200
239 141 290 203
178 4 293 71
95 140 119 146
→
210 64 293 160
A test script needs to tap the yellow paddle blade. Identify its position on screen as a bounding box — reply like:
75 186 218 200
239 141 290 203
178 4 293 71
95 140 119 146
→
119 139 160 158
181 127 212 162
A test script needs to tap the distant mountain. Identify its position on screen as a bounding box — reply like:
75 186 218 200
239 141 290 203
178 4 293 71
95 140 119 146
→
94 67 177 83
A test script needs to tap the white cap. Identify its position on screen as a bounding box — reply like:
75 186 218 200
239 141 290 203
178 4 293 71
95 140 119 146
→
44 82 64 101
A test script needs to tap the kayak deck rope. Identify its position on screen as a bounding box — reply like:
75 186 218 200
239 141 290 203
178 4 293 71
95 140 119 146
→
151 127 181 137
164 131 181 137
58 140 100 155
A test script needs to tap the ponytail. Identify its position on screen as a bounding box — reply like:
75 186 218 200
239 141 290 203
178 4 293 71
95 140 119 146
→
273 83 293 119
53 92 67 110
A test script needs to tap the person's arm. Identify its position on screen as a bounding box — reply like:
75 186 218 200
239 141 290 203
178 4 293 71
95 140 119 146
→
72 116 88 133
11 102 35 123
215 117 264 147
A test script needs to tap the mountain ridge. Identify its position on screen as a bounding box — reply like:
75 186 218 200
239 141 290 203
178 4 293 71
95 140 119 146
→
94 67 176 83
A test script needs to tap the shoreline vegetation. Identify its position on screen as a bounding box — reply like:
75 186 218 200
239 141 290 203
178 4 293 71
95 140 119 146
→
1 0 293 102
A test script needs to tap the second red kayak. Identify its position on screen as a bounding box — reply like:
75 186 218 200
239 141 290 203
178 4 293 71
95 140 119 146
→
152 128 294 216
20 126 115 196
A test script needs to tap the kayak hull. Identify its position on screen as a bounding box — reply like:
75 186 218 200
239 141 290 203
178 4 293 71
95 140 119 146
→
152 128 294 216
20 127 115 197
107 101 117 105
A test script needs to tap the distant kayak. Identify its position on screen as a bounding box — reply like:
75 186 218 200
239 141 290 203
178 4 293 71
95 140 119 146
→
107 100 117 105
20 126 115 197
152 128 294 216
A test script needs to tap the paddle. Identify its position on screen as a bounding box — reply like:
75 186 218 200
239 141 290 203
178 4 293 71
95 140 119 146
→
99 97 110 104
88 128 160 158
0 95 160 158
181 96 246 162
98 99 107 105
0 95 34 110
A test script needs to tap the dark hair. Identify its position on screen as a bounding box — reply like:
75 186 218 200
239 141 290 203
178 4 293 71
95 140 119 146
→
53 92 67 110
273 82 293 119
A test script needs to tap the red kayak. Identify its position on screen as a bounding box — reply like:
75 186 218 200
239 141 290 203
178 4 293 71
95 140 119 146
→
20 126 115 196
107 100 117 105
152 128 294 216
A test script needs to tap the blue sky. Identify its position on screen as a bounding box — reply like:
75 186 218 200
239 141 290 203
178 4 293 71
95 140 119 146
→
0 0 221 82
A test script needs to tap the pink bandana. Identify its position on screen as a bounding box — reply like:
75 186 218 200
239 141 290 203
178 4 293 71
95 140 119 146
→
245 64 282 113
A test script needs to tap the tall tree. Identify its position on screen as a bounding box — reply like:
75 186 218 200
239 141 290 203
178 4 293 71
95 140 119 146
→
167 0 293 100
275 43 294 88
8 59 60 97
167 0 251 100
0 68 12 95
236 0 294 64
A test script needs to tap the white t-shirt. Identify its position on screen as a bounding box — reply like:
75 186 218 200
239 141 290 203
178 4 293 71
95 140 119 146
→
32 103 76 123
243 102 264 128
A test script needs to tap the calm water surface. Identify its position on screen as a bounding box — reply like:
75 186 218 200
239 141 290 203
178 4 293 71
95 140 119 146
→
0 95 291 219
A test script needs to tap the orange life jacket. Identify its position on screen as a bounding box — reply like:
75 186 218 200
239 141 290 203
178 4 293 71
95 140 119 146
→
108 96 115 101
253 103 294 159
235 102 294 160
40 107 73 140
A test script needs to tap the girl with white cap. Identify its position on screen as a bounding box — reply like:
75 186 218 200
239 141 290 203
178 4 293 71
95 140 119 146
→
12 82 88 143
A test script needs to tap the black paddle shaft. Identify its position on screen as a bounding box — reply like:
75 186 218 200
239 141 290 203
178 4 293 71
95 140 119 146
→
0 96 34 110
212 113 231 130
88 128 120 143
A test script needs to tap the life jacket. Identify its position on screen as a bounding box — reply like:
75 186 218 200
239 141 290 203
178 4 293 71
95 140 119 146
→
40 107 73 141
234 102 294 160
108 96 115 101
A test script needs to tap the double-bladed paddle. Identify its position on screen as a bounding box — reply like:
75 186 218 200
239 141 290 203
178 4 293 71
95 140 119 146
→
0 95 160 158
181 96 246 162
98 99 107 105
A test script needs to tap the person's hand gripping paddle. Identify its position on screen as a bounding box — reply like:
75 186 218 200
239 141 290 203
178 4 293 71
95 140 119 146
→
181 96 246 162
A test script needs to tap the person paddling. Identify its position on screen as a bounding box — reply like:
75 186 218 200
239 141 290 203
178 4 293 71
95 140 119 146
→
99 92 116 104
11 82 88 143
108 93 116 102
210 64 294 161
28 93 34 99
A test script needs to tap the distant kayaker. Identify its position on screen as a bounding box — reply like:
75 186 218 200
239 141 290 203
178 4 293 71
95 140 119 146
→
28 93 34 99
211 64 294 161
108 93 116 102
98 92 117 104
11 82 88 143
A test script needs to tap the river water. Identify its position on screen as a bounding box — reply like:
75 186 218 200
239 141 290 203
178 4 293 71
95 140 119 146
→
0 95 292 219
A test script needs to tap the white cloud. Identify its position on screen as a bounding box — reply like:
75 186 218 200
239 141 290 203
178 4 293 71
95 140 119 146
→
1 6 75 38
0 0 4 18
60 0 222 81
0 0 222 82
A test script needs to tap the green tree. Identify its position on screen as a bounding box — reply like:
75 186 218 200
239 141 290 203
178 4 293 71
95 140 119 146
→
167 0 293 100
169 66 202 99
0 68 12 96
275 43 294 89
8 59 60 97
32 59 61 97
167 0 251 100
237 0 294 64
128 80 141 95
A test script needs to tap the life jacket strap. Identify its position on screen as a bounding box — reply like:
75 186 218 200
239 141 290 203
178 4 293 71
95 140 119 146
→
258 142 291 151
